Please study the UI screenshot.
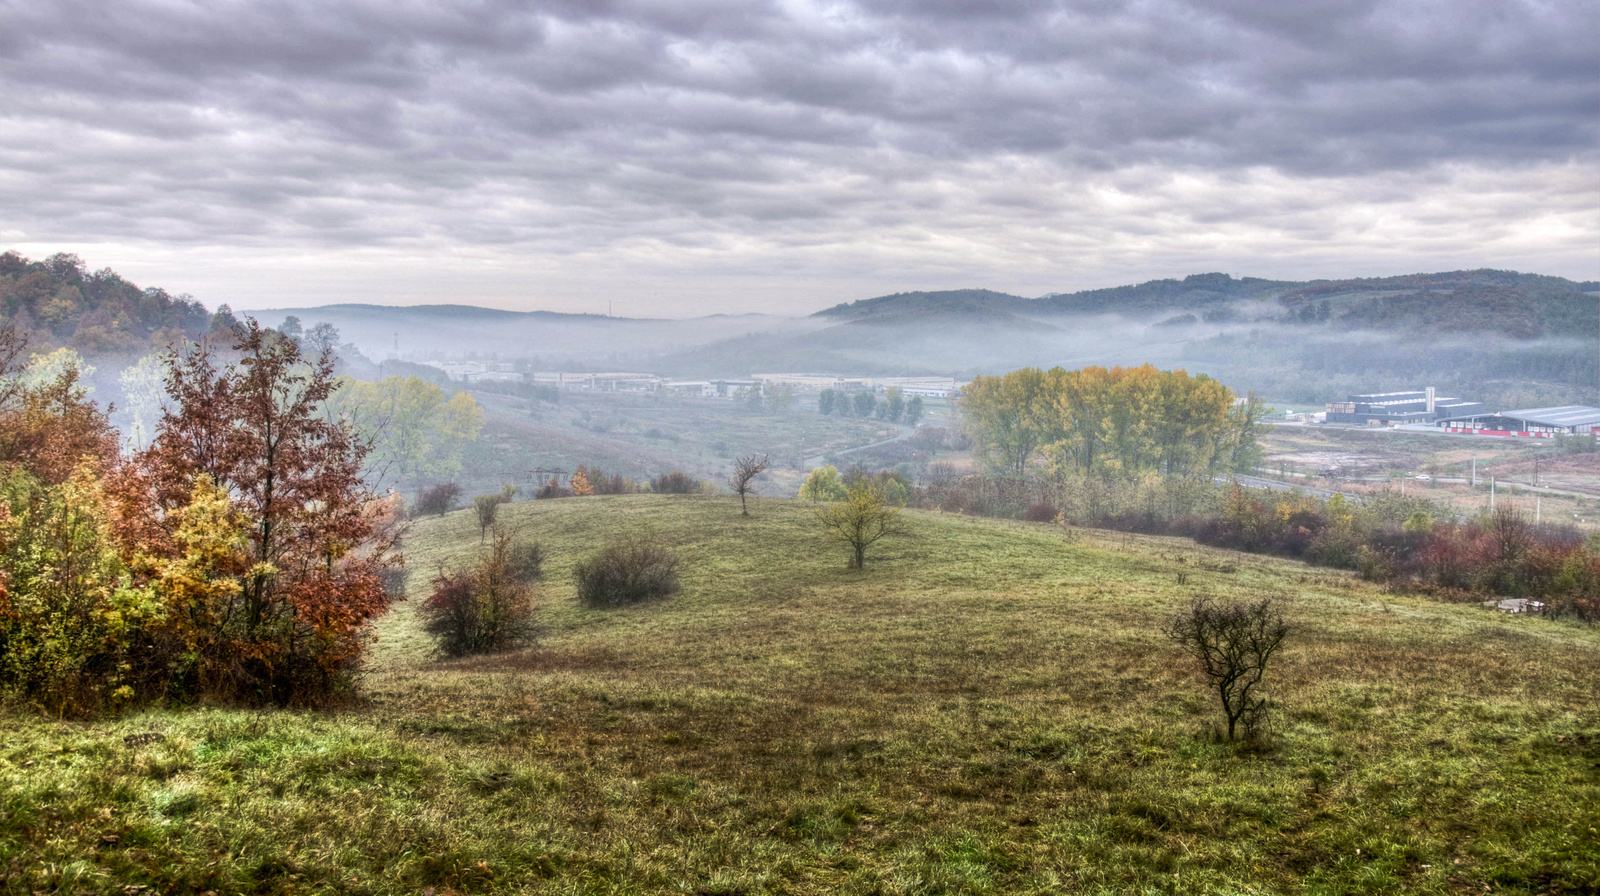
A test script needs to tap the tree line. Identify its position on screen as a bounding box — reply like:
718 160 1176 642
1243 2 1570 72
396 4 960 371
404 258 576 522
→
818 386 924 424
959 364 1267 478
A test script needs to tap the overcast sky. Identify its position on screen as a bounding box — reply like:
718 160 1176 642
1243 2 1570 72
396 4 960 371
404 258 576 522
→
3 0 1595 317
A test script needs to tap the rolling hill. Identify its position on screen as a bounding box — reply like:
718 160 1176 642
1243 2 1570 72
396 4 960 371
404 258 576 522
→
7 495 1597 894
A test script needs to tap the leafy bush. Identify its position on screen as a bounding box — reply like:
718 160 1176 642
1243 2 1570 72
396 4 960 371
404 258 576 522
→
421 531 537 657
798 465 847 502
505 540 545 583
473 493 501 538
651 471 700 494
415 482 462 517
1022 502 1059 523
573 537 680 608
534 481 572 499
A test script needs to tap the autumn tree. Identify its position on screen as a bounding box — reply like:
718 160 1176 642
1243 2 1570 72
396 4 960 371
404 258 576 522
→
138 319 393 704
474 493 501 540
570 466 595 496
959 367 1053 476
728 453 769 516
816 480 908 568
963 364 1261 480
422 528 537 657
0 464 141 716
798 465 847 502
325 375 482 489
0 351 119 487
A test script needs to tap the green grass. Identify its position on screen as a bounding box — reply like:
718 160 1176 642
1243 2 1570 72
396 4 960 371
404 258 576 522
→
4 496 1598 894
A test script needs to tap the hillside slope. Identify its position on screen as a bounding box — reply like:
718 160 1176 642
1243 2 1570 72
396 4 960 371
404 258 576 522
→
8 496 1597 894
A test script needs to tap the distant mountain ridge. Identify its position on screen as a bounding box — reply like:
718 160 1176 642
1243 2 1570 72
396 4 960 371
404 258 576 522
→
814 269 1598 337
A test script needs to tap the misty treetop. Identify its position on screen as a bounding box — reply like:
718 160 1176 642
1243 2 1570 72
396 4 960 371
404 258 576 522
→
960 364 1266 478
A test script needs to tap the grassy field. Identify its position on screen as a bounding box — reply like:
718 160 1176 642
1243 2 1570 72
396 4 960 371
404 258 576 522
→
4 496 1598 895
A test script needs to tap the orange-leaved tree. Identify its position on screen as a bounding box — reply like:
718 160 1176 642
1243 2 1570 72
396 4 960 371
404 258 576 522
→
136 320 397 704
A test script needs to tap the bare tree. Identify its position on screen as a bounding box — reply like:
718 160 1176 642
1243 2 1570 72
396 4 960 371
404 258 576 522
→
728 453 770 515
817 481 907 568
1164 597 1290 741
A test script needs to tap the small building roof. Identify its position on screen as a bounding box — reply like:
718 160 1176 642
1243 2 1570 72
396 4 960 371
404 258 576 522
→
1493 406 1600 428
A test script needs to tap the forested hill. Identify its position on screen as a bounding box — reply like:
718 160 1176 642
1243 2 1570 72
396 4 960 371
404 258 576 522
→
1035 272 1295 314
813 288 1033 321
1276 271 1598 338
816 269 1598 334
0 251 219 354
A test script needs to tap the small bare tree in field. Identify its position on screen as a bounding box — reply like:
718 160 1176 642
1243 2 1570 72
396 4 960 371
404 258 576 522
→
729 453 769 516
1164 597 1290 741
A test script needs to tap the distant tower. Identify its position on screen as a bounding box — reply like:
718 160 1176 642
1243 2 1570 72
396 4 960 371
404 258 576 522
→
1425 386 1435 415
393 331 399 360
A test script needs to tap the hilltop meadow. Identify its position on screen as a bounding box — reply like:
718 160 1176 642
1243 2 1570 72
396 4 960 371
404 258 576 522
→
4 495 1597 895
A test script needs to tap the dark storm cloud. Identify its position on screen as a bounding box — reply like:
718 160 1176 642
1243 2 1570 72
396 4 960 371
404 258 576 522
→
1 0 1595 312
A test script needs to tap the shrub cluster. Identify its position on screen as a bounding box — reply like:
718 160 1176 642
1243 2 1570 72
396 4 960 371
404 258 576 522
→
415 482 463 517
650 471 703 494
420 531 540 657
573 537 680 608
572 465 638 496
905 469 1599 620
1022 501 1060 523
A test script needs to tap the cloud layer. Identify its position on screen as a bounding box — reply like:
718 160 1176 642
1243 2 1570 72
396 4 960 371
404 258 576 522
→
2 0 1595 315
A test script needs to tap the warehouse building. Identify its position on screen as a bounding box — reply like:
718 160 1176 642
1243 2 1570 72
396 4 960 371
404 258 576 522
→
1436 405 1600 437
1324 387 1484 425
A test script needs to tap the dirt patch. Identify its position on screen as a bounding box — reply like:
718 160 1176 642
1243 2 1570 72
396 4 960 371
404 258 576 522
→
1264 450 1391 471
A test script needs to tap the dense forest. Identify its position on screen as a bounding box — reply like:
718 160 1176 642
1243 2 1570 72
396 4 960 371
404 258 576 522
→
0 251 227 355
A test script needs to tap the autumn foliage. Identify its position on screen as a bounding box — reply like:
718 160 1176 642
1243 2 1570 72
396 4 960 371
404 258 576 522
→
0 318 400 715
959 364 1267 478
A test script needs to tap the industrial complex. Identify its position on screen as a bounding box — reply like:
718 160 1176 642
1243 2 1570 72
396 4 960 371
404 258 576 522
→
1323 388 1484 425
1436 405 1600 438
1321 388 1600 439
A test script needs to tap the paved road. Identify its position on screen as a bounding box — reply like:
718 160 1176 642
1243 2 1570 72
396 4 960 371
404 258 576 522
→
803 424 915 470
1229 474 1355 500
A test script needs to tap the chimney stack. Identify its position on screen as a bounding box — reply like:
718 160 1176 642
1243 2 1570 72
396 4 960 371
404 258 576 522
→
1425 386 1436 415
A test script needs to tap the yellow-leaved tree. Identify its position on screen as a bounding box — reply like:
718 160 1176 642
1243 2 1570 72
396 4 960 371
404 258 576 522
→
326 375 483 489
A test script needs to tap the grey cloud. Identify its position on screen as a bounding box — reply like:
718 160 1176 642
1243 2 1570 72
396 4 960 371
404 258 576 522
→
1 0 1595 298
